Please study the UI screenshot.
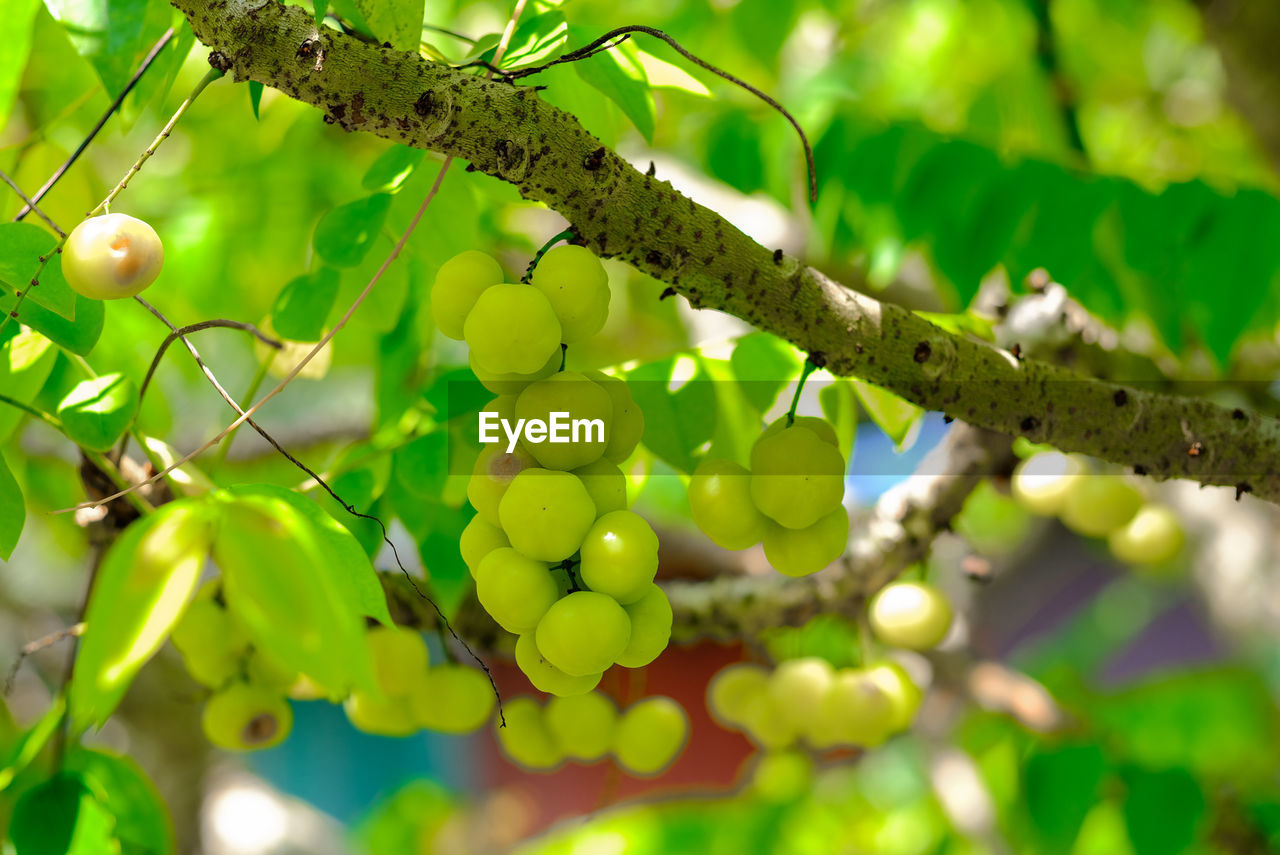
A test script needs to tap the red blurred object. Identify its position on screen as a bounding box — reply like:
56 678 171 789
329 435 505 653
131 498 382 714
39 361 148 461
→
480 640 760 834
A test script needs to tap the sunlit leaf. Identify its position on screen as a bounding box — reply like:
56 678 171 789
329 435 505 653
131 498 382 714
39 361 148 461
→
0 450 24 560
213 490 378 694
70 500 214 732
55 373 138 452
314 194 392 269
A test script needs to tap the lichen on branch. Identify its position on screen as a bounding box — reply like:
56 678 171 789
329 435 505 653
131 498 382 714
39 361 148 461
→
169 0 1280 503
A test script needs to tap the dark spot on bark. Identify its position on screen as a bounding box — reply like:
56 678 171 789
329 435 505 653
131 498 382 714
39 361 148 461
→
1232 408 1247 421
1235 482 1252 500
1133 464 1148 475
584 147 606 171
414 91 434 117
943 415 954 424
208 51 232 72
914 341 931 363
659 287 676 300
1020 416 1040 432
1113 389 1128 407
773 248 783 263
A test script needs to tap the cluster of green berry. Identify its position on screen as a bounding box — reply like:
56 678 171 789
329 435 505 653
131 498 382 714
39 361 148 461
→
707 658 920 751
1011 451 1185 568
689 416 849 576
434 246 672 696
705 579 953 751
172 583 494 748
170 582 296 751
342 625 494 738
495 692 689 777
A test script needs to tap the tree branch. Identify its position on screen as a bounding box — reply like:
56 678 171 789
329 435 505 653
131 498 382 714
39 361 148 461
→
168 0 1280 503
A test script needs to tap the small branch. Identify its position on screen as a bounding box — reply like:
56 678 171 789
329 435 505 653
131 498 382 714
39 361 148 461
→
662 424 1016 641
0 169 63 236
91 67 225 218
507 24 818 202
14 28 177 222
1 63 222 339
2 624 85 698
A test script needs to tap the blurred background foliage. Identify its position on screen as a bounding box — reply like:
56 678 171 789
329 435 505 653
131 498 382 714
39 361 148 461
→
3 0 1280 852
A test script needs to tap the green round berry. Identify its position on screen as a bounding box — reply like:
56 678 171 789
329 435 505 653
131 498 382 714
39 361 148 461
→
498 469 596 562
535 591 631 677
578 510 659 604
431 250 504 340
202 682 293 751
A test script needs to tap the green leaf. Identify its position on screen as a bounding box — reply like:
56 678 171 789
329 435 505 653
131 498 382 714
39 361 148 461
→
313 194 392 269
0 450 24 560
393 431 450 500
66 748 175 855
362 145 426 193
731 0 799 67
70 500 214 732
1024 743 1108 852
1183 189 1280 366
271 267 340 342
1121 767 1205 855
1091 668 1280 781
56 373 138 452
818 378 858 460
222 483 392 625
728 332 800 412
354 0 425 51
625 356 716 473
0 223 77 320
248 80 263 119
0 328 58 443
850 379 922 449
571 27 655 143
0 0 40 129
0 289 104 356
489 11 568 70
43 0 162 97
10 772 117 855
705 112 766 196
0 696 65 792
212 491 378 694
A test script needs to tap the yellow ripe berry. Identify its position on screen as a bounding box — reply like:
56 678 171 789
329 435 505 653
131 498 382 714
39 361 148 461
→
62 213 164 300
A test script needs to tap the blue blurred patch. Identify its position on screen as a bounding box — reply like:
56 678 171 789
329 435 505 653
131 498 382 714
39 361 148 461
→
845 412 950 505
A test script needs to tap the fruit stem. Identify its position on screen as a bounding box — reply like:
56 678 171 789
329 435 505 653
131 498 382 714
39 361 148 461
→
855 607 878 666
522 228 576 283
784 357 822 427
90 67 225 219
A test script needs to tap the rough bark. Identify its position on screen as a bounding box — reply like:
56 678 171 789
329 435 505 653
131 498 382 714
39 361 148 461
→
168 0 1280 503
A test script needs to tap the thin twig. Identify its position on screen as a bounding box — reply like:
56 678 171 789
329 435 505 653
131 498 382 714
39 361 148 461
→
90 68 225 219
0 169 63 236
14 28 177 222
507 24 818 201
423 23 479 45
1 624 84 698
1 65 223 339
